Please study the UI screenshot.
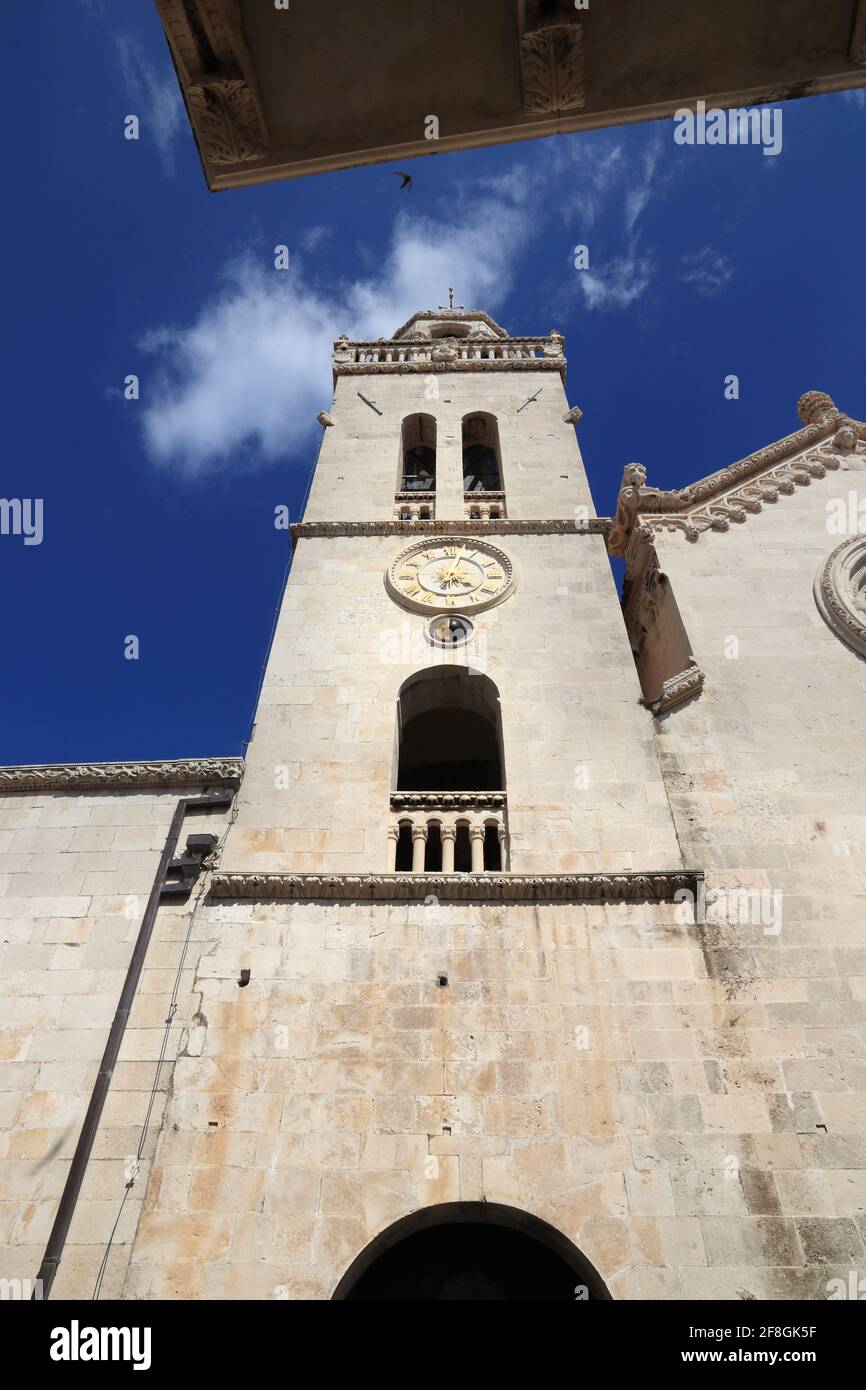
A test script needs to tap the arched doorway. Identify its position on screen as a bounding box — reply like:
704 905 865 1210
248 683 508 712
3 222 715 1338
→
332 1202 611 1301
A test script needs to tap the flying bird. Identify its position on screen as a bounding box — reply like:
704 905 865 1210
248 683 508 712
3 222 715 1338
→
394 172 413 190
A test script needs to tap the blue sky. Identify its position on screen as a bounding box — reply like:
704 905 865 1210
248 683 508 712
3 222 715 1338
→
2 3 865 766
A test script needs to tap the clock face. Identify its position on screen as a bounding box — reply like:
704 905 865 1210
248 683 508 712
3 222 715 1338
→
387 538 515 614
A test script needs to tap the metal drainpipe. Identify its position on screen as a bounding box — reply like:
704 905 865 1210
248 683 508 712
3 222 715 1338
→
33 785 236 1300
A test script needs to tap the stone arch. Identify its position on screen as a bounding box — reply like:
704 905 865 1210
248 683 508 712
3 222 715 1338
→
393 666 505 792
332 1201 612 1300
462 411 503 493
814 535 866 659
399 413 437 494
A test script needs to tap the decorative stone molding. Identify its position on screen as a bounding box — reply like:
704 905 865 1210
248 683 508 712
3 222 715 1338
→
0 758 244 794
608 394 866 552
643 663 706 716
210 869 703 904
391 792 506 811
292 518 609 543
156 0 267 166
519 9 586 115
814 536 866 659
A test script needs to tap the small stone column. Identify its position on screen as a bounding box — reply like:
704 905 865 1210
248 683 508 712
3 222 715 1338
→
498 823 508 871
441 826 456 873
412 823 428 872
470 825 485 873
387 824 400 871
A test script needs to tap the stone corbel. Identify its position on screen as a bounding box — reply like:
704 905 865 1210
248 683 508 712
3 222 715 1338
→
156 0 268 166
563 405 583 424
519 2 586 114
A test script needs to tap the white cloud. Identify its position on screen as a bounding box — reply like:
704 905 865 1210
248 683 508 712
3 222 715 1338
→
115 35 185 176
842 88 866 109
300 225 334 252
679 246 734 297
140 196 534 474
579 254 655 310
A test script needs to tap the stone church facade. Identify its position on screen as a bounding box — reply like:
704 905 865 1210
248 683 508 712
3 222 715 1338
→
1 311 865 1299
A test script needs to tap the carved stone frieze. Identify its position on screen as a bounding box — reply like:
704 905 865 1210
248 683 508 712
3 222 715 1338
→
156 0 268 166
291 518 609 543
333 357 565 382
210 869 702 904
0 758 244 794
814 535 866 659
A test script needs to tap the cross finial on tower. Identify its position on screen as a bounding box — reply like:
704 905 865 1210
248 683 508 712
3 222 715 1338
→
448 286 454 309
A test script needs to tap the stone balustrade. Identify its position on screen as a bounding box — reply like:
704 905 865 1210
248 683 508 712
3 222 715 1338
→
388 792 508 872
464 491 506 520
394 491 435 521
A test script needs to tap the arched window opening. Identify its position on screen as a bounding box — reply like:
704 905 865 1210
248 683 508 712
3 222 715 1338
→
430 322 470 338
394 822 413 872
395 668 504 793
400 414 437 493
419 506 431 520
484 824 502 871
333 1202 612 1301
489 507 500 520
462 413 502 493
454 823 472 873
424 822 443 872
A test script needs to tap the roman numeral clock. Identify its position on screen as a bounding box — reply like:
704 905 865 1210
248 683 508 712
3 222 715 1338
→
386 538 516 614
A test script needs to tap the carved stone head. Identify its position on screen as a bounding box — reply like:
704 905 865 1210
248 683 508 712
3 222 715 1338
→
832 425 858 453
621 463 647 492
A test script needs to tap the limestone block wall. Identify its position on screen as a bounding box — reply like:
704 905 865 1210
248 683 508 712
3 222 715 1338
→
646 462 866 1297
226 530 681 875
304 367 591 525
123 893 744 1301
0 783 233 1299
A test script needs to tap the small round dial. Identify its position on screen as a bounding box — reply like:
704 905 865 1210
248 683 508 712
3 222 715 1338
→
428 614 473 647
387 539 514 614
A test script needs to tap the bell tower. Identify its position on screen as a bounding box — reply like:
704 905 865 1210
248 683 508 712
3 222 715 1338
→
129 307 696 1302
219 307 673 883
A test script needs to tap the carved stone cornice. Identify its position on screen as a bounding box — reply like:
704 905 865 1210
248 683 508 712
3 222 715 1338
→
608 394 866 552
391 792 506 812
520 9 586 115
291 519 609 543
333 357 565 382
156 0 268 166
643 663 706 716
814 536 866 659
0 758 244 794
210 869 702 904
